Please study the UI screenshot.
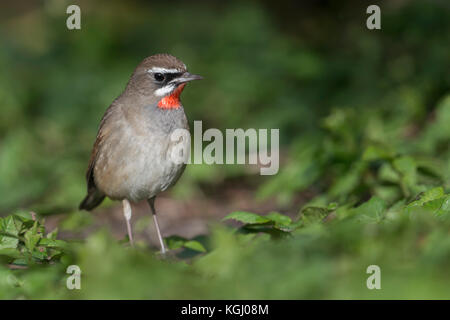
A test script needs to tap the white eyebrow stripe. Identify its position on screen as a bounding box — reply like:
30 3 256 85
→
154 84 176 97
148 67 182 74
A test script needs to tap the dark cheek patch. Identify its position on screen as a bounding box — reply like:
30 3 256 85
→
157 83 186 109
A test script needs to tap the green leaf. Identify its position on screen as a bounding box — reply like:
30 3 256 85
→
0 216 20 249
378 163 400 183
352 196 387 223
32 247 48 260
222 212 271 224
327 202 339 210
39 238 67 249
46 228 58 240
329 161 367 197
165 236 186 250
24 222 40 253
393 156 418 196
418 187 444 203
300 207 330 225
362 144 394 161
265 212 292 226
393 156 417 175
406 187 447 213
184 240 207 253
435 196 450 216
13 211 35 224
0 248 22 259
165 236 207 253
404 195 450 217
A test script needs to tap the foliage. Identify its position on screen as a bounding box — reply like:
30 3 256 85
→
259 95 450 206
0 0 449 299
0 0 449 212
0 187 449 299
0 212 67 266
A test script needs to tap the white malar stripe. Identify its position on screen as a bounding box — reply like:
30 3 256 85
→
148 67 182 74
154 84 176 97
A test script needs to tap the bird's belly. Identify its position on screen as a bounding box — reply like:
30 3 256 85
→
124 147 185 202
95 130 189 202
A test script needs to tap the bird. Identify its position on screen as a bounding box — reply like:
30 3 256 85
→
79 54 202 253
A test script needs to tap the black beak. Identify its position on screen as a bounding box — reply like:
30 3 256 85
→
171 72 203 84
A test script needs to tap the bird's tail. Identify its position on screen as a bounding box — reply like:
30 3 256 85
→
79 190 105 211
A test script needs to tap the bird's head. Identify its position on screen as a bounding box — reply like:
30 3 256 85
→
127 54 202 109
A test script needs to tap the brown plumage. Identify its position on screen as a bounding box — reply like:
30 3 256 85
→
79 54 202 252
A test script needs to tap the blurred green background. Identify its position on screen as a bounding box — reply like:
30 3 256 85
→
0 0 449 212
0 0 449 299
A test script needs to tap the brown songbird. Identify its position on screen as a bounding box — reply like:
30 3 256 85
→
79 54 202 253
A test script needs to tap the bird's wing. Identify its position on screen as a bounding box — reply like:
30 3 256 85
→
80 104 117 210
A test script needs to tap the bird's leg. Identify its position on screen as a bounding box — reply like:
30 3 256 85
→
148 197 166 254
122 199 134 247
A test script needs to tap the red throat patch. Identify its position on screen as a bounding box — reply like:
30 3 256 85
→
157 83 186 109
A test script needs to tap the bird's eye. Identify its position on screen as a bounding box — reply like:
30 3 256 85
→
154 73 165 82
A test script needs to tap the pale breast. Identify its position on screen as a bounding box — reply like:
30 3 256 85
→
93 104 190 202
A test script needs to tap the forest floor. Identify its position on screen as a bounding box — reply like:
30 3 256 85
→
44 182 309 248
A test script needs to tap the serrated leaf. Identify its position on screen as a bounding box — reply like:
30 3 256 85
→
437 196 450 216
32 247 48 260
423 195 450 217
301 206 330 225
0 216 20 249
24 222 40 253
418 187 444 203
13 211 35 223
407 187 446 211
223 212 271 224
